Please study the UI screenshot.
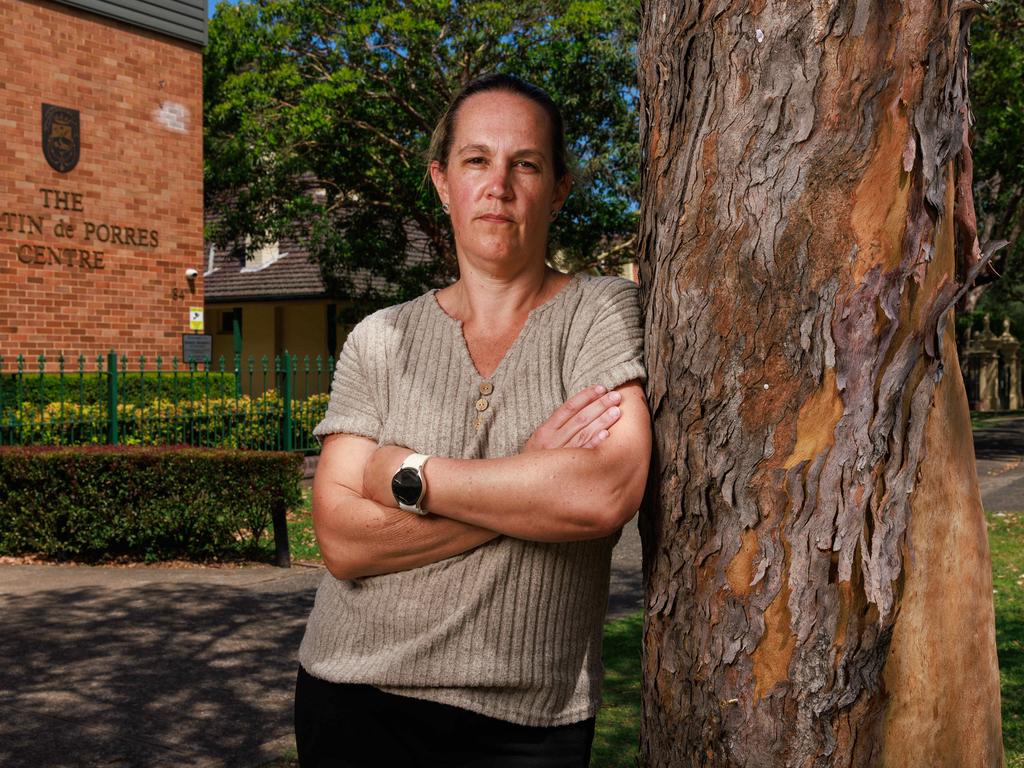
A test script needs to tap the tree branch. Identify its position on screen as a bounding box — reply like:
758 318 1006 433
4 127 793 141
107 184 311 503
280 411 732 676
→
341 118 413 164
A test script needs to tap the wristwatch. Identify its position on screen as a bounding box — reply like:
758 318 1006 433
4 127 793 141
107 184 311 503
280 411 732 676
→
391 453 430 515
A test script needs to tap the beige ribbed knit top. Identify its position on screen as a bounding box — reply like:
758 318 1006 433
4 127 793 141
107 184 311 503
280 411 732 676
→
300 273 645 727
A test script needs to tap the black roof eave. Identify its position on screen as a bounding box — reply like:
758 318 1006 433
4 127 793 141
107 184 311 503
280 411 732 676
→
204 292 335 304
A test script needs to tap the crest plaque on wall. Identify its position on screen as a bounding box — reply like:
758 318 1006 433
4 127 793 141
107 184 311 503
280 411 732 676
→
41 104 80 173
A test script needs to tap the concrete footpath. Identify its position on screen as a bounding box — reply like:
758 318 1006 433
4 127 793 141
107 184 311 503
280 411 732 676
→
974 416 1024 513
1 422 1021 768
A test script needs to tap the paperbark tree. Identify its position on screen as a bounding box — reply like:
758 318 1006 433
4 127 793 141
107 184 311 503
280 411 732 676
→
636 2 1005 766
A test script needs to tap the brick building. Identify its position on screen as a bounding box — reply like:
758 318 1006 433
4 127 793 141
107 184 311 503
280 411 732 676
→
0 0 206 370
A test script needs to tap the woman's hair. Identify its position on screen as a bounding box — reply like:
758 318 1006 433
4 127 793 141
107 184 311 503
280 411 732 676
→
427 74 570 181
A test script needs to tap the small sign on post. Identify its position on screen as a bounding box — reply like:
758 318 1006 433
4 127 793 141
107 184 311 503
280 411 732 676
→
182 333 212 364
189 307 204 331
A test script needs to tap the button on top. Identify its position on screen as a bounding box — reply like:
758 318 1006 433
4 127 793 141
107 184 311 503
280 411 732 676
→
479 381 494 396
475 398 489 412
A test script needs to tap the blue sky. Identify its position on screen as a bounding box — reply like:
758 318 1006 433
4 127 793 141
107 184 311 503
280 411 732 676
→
208 0 242 18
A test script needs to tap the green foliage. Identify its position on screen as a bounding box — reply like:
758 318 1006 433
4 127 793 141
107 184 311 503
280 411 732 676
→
971 0 1024 335
0 369 238 410
204 0 640 307
3 400 107 445
0 446 303 561
2 392 330 452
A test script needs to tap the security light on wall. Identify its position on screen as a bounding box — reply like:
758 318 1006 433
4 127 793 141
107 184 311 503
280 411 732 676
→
185 268 198 280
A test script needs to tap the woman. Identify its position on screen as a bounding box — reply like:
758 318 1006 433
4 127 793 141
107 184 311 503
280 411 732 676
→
296 73 651 767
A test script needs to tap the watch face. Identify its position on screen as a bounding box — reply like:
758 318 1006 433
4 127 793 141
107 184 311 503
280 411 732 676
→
392 467 423 506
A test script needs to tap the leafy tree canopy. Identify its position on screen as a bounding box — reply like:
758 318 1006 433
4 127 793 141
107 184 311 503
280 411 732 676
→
204 0 639 309
965 0 1024 337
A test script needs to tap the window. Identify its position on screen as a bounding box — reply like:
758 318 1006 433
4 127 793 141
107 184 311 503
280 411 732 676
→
219 308 241 335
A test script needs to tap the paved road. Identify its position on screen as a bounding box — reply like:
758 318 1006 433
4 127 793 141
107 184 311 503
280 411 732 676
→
1 421 1020 767
974 417 1024 513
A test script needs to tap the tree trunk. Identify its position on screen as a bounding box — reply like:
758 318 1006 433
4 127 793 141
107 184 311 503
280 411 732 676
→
636 2 1004 766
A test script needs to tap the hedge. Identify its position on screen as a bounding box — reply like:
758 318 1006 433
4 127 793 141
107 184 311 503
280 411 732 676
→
0 370 240 409
1 391 331 451
0 445 304 562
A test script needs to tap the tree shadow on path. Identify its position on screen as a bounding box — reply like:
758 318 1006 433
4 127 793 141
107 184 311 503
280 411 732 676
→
974 416 1024 463
0 580 317 768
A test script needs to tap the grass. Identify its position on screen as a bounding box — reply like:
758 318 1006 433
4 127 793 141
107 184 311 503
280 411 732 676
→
973 410 1023 430
989 510 1024 766
282 487 321 563
251 486 321 565
592 613 643 767
258 754 298 767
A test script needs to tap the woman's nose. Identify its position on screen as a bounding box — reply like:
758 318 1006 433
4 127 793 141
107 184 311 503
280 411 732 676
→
486 166 513 199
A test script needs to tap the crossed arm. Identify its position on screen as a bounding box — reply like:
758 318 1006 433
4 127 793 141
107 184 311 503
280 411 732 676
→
312 380 651 580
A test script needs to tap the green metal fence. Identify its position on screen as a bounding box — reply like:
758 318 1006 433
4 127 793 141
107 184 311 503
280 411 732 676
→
0 350 336 453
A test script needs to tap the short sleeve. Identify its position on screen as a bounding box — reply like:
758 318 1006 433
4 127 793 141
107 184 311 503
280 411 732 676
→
312 318 382 447
568 278 646 395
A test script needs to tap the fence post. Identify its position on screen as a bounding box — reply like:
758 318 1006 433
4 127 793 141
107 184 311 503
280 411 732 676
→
272 498 291 568
281 351 293 451
107 349 119 445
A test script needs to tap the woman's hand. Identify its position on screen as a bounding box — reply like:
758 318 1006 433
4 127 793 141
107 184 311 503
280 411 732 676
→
523 384 623 451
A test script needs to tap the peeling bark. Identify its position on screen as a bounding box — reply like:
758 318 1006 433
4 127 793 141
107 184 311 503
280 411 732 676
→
637 2 1004 766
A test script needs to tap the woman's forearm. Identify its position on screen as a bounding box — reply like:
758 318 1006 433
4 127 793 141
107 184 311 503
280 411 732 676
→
312 432 499 581
314 488 499 580
421 447 641 541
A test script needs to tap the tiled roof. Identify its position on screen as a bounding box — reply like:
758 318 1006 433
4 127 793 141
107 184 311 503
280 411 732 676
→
203 235 330 301
203 220 425 302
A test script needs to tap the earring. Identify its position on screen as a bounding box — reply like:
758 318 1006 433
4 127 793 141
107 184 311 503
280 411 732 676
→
550 209 560 220
442 203 450 214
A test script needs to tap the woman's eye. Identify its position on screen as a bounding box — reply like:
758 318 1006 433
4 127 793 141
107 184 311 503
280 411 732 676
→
516 161 539 171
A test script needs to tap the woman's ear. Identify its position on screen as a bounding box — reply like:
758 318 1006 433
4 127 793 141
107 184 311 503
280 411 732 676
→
429 160 449 208
551 173 572 215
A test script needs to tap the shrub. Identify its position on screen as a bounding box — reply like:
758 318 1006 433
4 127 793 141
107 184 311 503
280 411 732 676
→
2 391 331 452
293 393 330 447
0 445 303 561
4 401 107 445
0 369 239 410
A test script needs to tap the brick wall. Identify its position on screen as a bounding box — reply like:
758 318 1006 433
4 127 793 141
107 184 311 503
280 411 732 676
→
0 0 203 371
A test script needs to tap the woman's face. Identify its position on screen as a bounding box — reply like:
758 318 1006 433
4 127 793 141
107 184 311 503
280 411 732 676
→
430 90 571 275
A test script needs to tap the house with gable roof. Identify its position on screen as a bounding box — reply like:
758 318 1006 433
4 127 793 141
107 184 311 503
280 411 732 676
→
203 215 430 395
